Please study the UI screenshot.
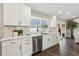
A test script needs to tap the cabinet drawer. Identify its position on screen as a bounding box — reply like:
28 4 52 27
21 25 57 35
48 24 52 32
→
22 40 32 46
2 40 21 47
22 38 32 43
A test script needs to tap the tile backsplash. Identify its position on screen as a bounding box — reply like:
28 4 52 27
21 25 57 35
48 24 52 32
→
3 26 30 37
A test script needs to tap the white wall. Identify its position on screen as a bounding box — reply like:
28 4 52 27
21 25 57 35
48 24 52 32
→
74 18 79 23
50 16 57 28
3 26 30 37
73 18 79 38
31 10 50 19
0 3 3 39
66 29 71 37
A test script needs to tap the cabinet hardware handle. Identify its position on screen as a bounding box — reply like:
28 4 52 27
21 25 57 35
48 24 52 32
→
26 42 30 45
25 40 29 41
38 37 42 39
10 42 16 44
56 37 58 39
19 45 21 50
48 39 49 41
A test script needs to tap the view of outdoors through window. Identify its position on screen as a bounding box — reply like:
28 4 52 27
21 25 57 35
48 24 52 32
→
31 16 49 32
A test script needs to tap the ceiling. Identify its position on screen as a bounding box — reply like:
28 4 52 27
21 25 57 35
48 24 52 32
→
28 3 79 20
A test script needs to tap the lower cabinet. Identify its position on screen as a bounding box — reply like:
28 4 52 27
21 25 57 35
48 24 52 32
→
22 38 32 56
49 35 59 46
2 37 32 56
42 34 59 51
42 35 49 50
2 45 21 56
74 37 79 43
74 34 79 43
2 39 21 56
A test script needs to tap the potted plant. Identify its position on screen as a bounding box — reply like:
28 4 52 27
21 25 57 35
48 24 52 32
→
41 25 48 30
66 19 78 39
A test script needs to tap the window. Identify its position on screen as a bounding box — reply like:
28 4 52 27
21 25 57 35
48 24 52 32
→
31 16 49 32
31 16 40 28
41 18 49 30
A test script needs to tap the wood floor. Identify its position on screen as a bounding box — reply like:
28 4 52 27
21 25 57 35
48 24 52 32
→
33 38 79 56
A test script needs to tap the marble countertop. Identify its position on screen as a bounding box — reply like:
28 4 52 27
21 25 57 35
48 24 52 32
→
0 32 50 42
0 33 42 42
0 35 31 42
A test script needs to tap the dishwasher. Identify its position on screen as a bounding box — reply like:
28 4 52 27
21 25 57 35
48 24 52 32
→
32 36 42 54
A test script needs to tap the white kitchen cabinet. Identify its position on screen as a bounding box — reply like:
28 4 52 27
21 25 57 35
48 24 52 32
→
74 33 79 43
21 37 32 56
2 39 21 56
42 33 59 51
3 3 19 25
1 37 32 56
42 35 49 50
20 4 31 26
1 34 58 56
3 3 31 26
49 35 59 46
2 45 21 56
50 16 57 27
75 38 79 43
48 37 53 47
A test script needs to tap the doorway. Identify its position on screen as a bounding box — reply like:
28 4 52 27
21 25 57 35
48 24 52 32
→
57 22 66 38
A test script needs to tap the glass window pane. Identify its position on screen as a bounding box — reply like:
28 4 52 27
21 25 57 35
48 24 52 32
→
31 16 40 28
41 19 48 29
31 18 40 28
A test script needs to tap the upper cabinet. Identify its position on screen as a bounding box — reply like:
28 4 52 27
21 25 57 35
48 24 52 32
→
50 16 57 27
20 4 31 26
3 3 31 26
3 3 19 25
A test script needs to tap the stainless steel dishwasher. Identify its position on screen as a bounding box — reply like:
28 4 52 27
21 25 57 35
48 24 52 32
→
32 36 42 54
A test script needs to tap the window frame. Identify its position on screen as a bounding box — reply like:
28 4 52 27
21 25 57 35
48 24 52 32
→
31 16 49 32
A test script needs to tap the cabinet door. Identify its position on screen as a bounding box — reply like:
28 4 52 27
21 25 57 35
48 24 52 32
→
3 45 21 56
42 35 49 50
20 4 31 26
22 38 32 56
50 16 57 27
3 3 19 25
49 34 59 46
48 37 53 47
2 40 21 56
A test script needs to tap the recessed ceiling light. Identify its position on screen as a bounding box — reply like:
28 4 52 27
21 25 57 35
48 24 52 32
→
67 12 70 15
58 10 62 14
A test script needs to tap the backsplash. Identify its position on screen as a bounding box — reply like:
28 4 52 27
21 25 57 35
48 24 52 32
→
3 26 30 37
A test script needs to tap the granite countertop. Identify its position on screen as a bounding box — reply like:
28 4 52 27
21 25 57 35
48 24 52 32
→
0 32 49 42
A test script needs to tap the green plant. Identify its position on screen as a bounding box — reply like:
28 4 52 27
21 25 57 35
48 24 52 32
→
66 19 78 39
41 25 48 28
